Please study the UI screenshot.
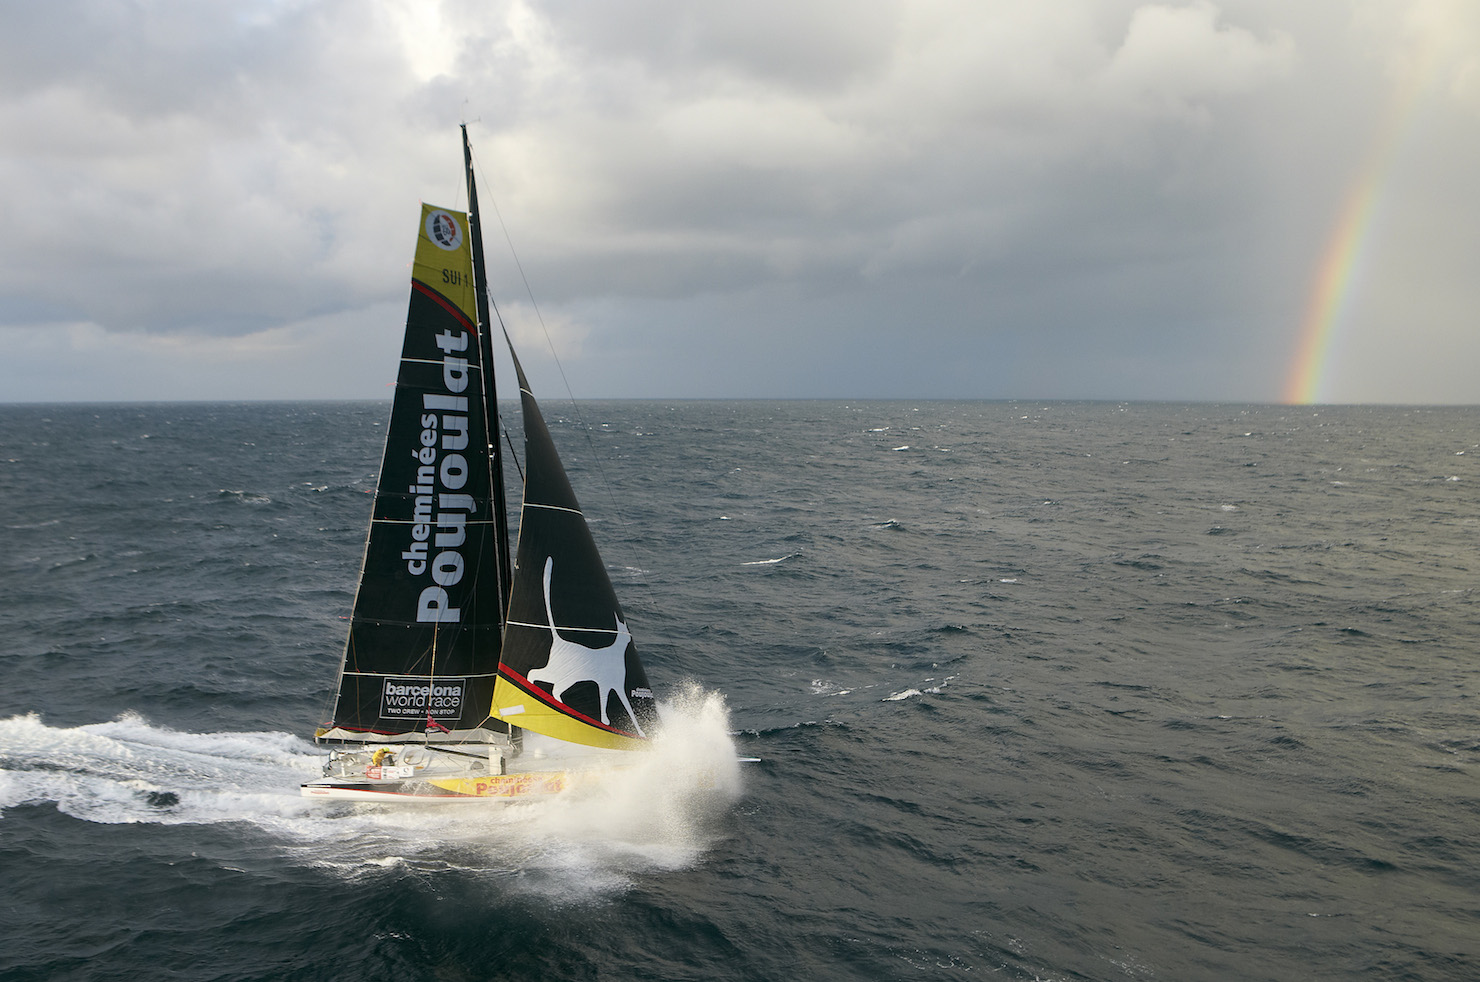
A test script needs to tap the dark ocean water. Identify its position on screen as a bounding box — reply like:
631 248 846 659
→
1 400 1476 982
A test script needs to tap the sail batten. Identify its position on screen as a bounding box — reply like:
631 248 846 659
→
523 502 586 517
341 671 502 679
505 620 625 635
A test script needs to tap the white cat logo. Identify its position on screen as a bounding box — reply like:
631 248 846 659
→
527 557 646 736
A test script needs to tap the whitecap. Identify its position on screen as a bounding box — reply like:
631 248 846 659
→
742 553 797 566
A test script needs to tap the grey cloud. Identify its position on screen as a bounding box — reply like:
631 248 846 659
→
0 0 1476 403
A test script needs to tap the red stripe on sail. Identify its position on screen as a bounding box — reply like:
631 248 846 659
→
412 280 477 335
498 665 647 740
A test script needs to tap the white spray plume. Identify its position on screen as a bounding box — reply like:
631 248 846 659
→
0 688 745 901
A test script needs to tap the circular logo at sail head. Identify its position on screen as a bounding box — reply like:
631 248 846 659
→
425 210 463 251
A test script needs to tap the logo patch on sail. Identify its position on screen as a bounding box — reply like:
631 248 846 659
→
379 677 465 720
425 209 463 251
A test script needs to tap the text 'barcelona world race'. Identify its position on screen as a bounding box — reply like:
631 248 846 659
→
403 328 476 623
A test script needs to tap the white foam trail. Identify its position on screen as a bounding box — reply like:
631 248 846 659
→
741 553 796 566
0 712 322 828
883 676 953 701
0 694 744 901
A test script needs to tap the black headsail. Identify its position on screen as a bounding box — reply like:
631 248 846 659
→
491 349 660 751
318 197 509 745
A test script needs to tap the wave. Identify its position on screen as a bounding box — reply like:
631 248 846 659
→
5 518 63 531
737 719 849 741
741 553 799 566
216 489 273 505
883 677 952 702
810 678 853 697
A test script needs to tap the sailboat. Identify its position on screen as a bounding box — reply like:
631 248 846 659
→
302 127 661 801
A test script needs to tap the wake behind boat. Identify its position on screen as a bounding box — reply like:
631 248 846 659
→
302 127 662 801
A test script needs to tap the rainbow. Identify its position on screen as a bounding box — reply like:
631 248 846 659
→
1282 35 1442 404
1281 173 1385 404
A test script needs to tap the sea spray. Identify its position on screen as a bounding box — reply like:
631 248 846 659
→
0 692 744 899
534 682 743 847
425 683 748 901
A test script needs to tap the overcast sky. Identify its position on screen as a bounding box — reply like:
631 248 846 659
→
2 0 1476 403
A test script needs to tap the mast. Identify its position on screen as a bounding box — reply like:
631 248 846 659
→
461 124 514 625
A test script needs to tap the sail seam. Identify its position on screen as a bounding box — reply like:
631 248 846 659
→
368 517 498 524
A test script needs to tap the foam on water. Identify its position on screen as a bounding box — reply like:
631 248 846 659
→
741 553 798 566
0 687 742 902
883 676 952 702
0 711 321 828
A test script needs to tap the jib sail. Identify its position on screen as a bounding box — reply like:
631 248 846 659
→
492 351 659 751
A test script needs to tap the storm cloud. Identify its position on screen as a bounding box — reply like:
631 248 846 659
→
1 0 1476 402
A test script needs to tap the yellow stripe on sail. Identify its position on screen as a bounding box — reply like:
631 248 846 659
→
413 204 478 325
494 675 650 752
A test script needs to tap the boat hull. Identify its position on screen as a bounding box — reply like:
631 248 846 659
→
300 743 573 801
300 768 570 802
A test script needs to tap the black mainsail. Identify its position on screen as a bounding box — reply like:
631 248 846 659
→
318 198 507 745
